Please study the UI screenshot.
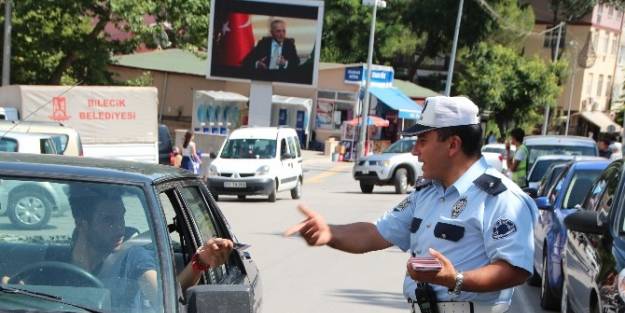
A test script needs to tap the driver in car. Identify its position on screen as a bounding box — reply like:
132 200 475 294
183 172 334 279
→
68 194 233 311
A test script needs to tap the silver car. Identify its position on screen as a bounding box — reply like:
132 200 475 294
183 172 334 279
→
352 137 422 194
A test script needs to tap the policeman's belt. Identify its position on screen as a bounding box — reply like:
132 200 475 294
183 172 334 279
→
408 300 510 313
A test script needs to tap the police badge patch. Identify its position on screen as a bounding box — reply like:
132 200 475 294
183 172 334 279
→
492 219 517 239
450 198 467 218
392 197 412 212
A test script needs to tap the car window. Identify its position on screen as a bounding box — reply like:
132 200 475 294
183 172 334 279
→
287 136 298 159
529 160 567 182
0 138 17 152
40 138 58 154
593 163 621 220
527 145 596 169
0 178 163 313
547 172 567 203
538 164 567 197
48 135 69 154
280 138 289 158
561 169 603 209
384 139 415 153
220 138 276 159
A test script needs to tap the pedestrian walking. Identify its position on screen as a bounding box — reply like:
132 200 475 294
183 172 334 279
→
181 130 200 174
505 128 528 188
285 96 537 313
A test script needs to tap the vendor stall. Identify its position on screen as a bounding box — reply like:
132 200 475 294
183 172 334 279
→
270 95 312 147
340 115 389 161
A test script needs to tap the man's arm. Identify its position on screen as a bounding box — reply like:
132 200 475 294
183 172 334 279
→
284 205 392 253
406 249 529 292
177 238 234 292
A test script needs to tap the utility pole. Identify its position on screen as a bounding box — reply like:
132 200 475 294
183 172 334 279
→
358 0 385 159
565 41 577 136
543 22 563 135
444 0 464 96
2 0 11 86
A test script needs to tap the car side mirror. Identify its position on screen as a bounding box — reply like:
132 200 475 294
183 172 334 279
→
186 284 255 313
209 152 217 159
522 187 538 198
281 152 291 160
534 196 552 211
564 210 608 235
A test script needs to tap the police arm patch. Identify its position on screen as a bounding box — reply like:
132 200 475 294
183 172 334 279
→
392 197 412 212
492 219 517 239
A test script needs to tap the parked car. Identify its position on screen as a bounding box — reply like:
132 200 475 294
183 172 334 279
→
530 159 609 310
526 155 603 192
352 137 422 194
0 152 262 313
533 161 570 199
482 143 516 176
561 159 625 313
524 135 598 184
207 127 303 202
158 124 174 165
0 120 83 156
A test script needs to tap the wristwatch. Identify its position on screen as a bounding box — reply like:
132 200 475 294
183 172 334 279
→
448 271 464 297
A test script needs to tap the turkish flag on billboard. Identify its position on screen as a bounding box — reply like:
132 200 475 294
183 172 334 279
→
220 13 255 66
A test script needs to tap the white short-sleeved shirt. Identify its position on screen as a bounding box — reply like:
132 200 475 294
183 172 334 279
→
513 147 527 162
375 157 537 305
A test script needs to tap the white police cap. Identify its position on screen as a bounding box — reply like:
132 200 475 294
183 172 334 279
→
404 96 480 135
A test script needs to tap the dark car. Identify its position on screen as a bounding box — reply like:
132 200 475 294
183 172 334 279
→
159 124 174 165
561 159 625 313
529 159 609 310
0 153 262 313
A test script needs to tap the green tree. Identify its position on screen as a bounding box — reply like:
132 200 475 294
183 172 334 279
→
1 0 210 85
456 42 562 133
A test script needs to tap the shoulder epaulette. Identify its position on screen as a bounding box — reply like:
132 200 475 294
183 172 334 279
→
414 177 433 191
473 173 507 196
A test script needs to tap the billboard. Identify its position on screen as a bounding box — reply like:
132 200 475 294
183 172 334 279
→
207 0 324 86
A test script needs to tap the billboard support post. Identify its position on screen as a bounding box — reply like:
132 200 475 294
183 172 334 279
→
248 81 273 127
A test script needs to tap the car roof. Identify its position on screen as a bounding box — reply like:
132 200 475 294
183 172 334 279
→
0 132 55 140
534 155 604 162
229 127 296 140
524 135 596 146
0 152 195 184
569 158 611 170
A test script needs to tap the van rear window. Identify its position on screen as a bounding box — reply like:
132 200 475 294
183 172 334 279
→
0 138 17 152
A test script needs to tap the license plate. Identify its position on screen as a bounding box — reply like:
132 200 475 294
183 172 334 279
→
224 181 246 188
362 169 369 174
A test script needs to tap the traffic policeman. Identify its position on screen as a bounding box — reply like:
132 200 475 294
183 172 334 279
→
284 96 537 313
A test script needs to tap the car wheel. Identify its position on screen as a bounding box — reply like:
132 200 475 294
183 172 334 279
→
359 181 374 194
290 179 302 199
560 269 572 313
540 254 559 310
8 190 53 230
237 195 246 200
268 181 277 202
527 265 541 286
394 168 408 194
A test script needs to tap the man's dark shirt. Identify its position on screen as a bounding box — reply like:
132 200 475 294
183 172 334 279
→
242 37 299 71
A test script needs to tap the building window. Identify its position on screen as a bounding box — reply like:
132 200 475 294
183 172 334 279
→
603 33 610 55
316 90 358 130
543 25 566 49
586 73 594 95
597 4 603 23
620 45 625 63
597 74 604 97
592 31 600 51
612 39 619 55
606 75 612 97
608 5 614 18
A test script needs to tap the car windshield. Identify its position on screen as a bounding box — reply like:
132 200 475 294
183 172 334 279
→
220 138 277 159
561 169 602 209
383 139 415 153
529 159 569 182
527 145 596 169
0 177 162 313
482 147 506 154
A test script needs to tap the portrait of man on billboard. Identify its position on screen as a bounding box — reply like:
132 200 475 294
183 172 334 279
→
242 19 300 71
207 0 323 86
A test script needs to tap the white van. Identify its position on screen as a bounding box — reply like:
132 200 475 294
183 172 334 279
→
207 127 303 202
0 120 83 156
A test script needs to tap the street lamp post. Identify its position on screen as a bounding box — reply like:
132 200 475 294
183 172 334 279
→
565 40 578 136
543 22 564 135
444 0 465 96
357 0 385 160
2 0 11 86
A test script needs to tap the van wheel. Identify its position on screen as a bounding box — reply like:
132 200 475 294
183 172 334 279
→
360 181 374 193
268 181 277 202
291 179 302 199
237 195 246 200
8 190 53 230
394 168 408 194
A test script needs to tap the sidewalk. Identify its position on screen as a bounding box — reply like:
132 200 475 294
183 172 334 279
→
301 149 332 165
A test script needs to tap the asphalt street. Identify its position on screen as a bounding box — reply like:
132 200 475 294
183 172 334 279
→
216 151 552 313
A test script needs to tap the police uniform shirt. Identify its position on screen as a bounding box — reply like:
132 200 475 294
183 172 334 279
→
375 157 537 305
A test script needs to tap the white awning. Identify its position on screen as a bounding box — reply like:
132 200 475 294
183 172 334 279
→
580 111 622 133
195 90 248 103
272 95 312 111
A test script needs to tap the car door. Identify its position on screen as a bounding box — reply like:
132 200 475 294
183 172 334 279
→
287 135 302 184
278 136 294 191
566 160 621 312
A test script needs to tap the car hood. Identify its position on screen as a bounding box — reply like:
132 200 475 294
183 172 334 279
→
212 158 275 173
362 153 409 162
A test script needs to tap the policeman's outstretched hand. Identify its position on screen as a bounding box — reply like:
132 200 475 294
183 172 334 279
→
197 238 234 268
406 248 457 289
283 204 332 246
